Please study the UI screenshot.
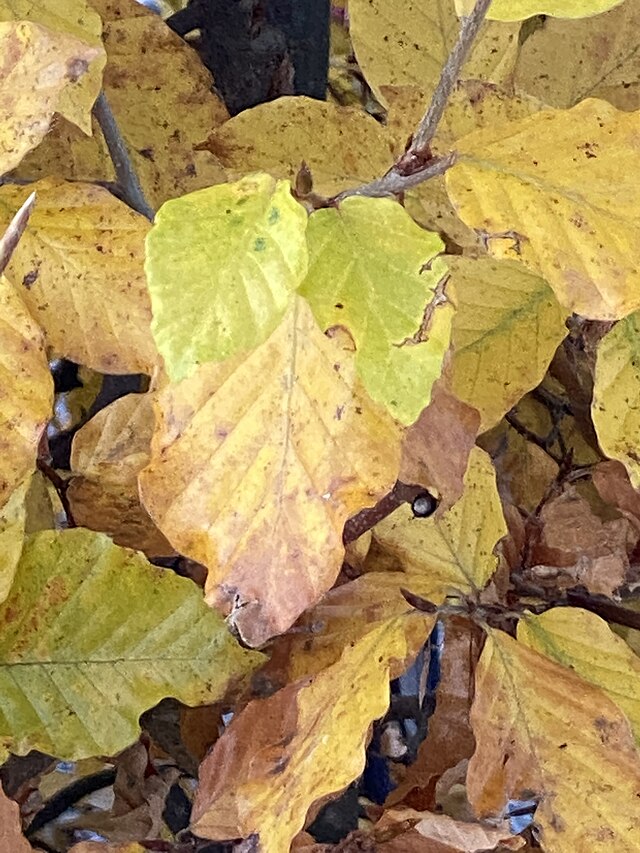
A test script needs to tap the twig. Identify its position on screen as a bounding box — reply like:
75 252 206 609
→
93 91 154 221
331 0 493 203
410 0 493 153
36 458 76 528
25 767 117 838
0 191 36 276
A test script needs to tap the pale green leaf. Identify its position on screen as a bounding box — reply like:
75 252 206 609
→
146 173 308 382
0 529 261 759
301 197 450 424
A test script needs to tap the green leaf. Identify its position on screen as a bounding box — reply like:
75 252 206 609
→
0 529 261 759
146 173 308 382
300 197 450 424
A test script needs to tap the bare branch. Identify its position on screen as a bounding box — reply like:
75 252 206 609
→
411 0 494 154
330 0 492 204
0 190 36 277
93 91 155 221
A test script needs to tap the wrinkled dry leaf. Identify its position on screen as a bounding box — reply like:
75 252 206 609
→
376 807 523 852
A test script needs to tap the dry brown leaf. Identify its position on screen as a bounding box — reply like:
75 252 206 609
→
592 459 640 531
375 807 523 852
387 617 480 812
139 298 402 646
400 379 480 511
528 485 635 596
69 393 172 556
0 782 31 852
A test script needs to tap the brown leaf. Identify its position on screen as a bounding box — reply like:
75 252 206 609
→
375 807 523 852
400 380 480 512
0 782 31 852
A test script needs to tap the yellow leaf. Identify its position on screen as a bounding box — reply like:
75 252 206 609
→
203 95 394 197
268 571 434 683
0 275 53 509
69 393 173 556
146 174 308 382
348 0 520 107
14 0 228 209
0 528 261 759
0 21 99 176
446 99 640 320
0 0 104 133
446 257 568 430
469 628 640 852
0 179 157 374
592 312 640 486
519 607 640 744
456 0 623 19
191 614 427 852
368 447 506 598
301 197 450 424
0 480 29 605
139 298 402 647
514 0 640 111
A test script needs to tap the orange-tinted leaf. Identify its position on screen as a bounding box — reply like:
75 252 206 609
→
191 614 429 852
69 394 172 556
0 783 30 852
139 298 402 646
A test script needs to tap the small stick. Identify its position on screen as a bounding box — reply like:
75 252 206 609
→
93 91 154 221
332 0 493 203
0 191 36 277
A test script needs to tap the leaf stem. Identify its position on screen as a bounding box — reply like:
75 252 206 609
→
331 0 493 203
93 91 155 221
0 190 36 277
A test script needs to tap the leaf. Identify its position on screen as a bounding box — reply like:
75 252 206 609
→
71 845 145 853
202 96 394 197
519 607 640 744
0 22 99 177
347 0 520 107
400 380 480 510
0 0 105 134
525 485 634 596
190 614 429 852
0 179 157 374
592 312 640 486
446 257 568 430
68 394 173 557
139 298 402 646
514 0 640 111
375 807 523 852
469 628 640 852
0 528 261 759
0 480 30 606
456 0 624 20
368 448 507 598
301 197 451 424
146 174 308 382
0 782 30 853
14 0 228 209
0 275 53 509
446 99 640 320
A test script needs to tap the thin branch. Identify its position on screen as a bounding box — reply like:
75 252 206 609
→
0 190 36 276
93 91 154 221
330 0 492 203
411 0 493 153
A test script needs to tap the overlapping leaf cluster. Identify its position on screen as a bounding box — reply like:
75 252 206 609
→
2 0 640 850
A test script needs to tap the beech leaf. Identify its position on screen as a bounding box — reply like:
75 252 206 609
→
446 257 568 430
140 298 402 647
446 98 640 320
456 0 624 20
0 179 157 374
146 173 308 382
0 529 261 759
301 197 451 424
469 628 640 852
0 275 53 509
